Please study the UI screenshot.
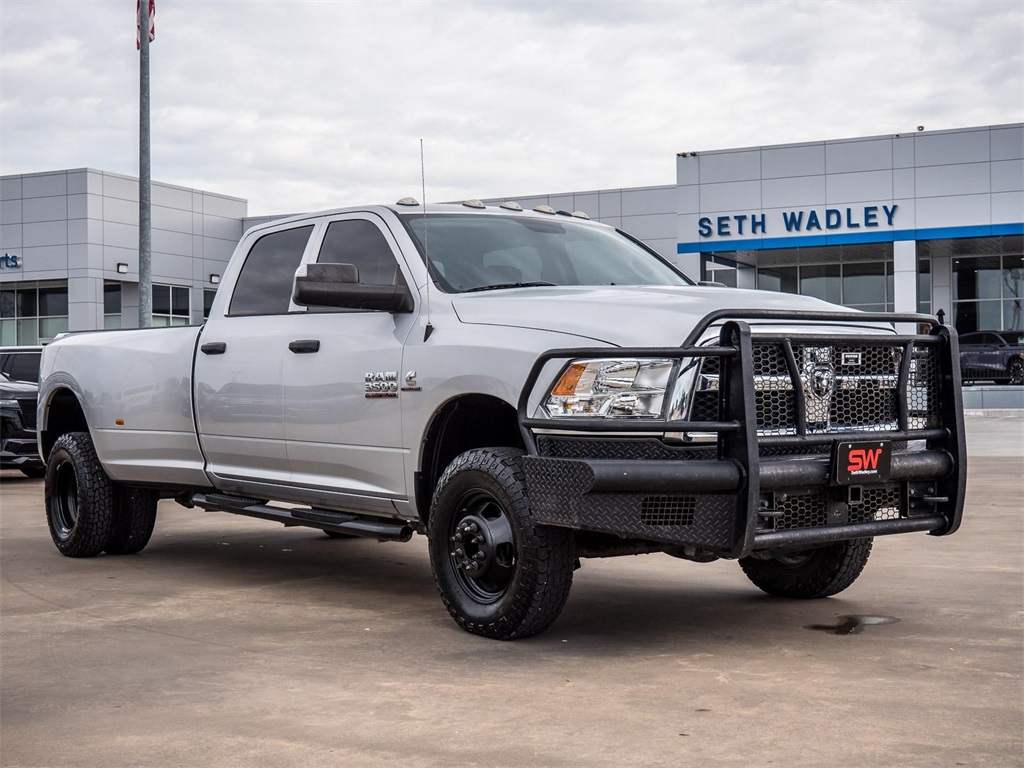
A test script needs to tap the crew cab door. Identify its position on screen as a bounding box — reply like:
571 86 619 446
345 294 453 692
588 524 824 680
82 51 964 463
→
194 223 315 489
282 213 417 511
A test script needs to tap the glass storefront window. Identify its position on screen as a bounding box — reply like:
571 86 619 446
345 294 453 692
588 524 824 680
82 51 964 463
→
152 284 191 327
843 261 886 307
752 254 893 311
0 284 69 344
758 266 798 293
203 289 217 319
953 256 1002 301
918 259 931 314
104 283 122 330
799 263 841 304
38 288 68 317
952 252 1024 333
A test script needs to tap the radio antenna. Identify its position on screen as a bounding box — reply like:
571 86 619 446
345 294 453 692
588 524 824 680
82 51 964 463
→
421 139 434 342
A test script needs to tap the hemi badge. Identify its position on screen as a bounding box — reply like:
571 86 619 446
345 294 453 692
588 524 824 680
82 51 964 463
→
841 352 862 366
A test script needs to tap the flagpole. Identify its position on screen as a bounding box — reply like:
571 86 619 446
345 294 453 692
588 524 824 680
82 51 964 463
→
138 0 152 328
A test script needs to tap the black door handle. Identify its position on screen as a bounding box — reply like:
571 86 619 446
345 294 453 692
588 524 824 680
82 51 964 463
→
201 341 227 355
288 339 321 354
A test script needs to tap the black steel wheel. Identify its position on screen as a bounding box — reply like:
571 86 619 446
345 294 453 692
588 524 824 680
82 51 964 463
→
104 486 159 555
738 538 873 599
428 448 574 640
45 432 115 557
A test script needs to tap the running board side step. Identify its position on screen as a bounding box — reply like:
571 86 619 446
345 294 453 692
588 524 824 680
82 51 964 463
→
190 493 414 542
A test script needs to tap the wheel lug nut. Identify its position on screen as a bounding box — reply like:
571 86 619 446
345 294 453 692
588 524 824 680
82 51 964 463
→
473 552 485 561
466 523 478 533
452 533 463 542
473 535 485 545
454 548 464 558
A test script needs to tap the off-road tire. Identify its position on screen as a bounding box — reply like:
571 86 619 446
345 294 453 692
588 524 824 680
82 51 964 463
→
45 432 115 558
104 486 159 555
739 538 873 599
428 448 574 640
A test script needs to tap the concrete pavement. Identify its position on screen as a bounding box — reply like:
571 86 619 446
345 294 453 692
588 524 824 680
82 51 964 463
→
1 415 1021 767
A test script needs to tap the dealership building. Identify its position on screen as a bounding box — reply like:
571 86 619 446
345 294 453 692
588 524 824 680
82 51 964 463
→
1 123 1021 347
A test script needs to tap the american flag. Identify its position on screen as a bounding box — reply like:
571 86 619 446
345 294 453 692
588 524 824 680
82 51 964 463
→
136 0 155 49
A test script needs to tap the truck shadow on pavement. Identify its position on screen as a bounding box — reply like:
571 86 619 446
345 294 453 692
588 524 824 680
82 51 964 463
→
104 527 862 650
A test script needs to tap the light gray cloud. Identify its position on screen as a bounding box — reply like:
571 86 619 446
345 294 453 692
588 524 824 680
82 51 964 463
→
1 0 1021 215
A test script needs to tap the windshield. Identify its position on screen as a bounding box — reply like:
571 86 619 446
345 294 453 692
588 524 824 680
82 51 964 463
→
400 214 691 293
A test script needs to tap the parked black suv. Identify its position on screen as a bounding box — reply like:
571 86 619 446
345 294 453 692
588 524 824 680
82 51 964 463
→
958 330 1024 385
0 371 44 477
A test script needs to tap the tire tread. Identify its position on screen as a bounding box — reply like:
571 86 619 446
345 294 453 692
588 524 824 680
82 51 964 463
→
429 448 574 640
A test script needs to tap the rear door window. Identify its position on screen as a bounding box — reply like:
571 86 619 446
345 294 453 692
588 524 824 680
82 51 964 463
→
228 226 314 316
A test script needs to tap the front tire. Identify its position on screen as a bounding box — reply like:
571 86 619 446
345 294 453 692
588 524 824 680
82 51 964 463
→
45 432 115 558
428 448 574 640
739 538 873 599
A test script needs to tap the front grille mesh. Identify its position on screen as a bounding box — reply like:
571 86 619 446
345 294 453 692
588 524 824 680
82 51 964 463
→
769 484 903 531
640 496 696 526
16 397 37 429
691 340 941 436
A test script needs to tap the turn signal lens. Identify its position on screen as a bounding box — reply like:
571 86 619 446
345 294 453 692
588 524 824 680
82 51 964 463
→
551 364 587 396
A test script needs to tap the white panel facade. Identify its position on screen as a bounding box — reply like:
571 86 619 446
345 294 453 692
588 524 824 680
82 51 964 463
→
825 138 892 174
914 130 990 166
621 186 675 216
761 144 825 179
762 175 826 208
990 125 1024 160
825 170 894 204
914 163 990 198
697 149 760 183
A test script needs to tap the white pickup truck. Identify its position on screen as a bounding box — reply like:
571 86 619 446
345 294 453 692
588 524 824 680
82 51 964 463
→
37 200 966 639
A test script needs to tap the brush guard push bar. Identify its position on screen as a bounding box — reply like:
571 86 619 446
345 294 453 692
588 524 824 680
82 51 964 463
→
516 310 966 559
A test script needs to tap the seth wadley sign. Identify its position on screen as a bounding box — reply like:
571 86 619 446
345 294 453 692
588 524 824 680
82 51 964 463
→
698 204 898 239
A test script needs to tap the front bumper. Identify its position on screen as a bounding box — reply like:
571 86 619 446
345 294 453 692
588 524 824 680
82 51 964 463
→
1 403 43 471
518 311 966 559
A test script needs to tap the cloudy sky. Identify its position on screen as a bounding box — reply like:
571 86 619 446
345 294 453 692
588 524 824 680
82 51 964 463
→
1 0 1022 215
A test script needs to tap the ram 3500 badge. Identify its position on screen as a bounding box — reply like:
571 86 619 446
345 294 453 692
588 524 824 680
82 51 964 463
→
37 201 966 639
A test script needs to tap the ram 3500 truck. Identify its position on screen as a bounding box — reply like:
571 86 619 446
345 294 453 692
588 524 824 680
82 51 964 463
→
37 201 966 639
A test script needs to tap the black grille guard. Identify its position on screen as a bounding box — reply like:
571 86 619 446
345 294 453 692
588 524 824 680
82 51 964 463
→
517 310 966 558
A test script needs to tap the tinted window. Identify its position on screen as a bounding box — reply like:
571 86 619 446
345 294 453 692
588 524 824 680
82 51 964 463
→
317 219 399 285
4 352 41 383
229 226 314 316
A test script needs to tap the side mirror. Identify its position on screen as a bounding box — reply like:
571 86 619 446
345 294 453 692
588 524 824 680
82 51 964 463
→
293 263 414 313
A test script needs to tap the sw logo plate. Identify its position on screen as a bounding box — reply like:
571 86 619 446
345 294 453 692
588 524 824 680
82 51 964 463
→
833 440 892 485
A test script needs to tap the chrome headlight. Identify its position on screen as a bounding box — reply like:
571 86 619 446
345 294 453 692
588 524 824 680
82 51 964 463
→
543 358 675 418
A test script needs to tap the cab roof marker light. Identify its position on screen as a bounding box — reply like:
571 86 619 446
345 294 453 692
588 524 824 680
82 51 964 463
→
396 197 420 206
462 199 486 209
500 201 523 211
533 205 556 214
571 210 590 220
